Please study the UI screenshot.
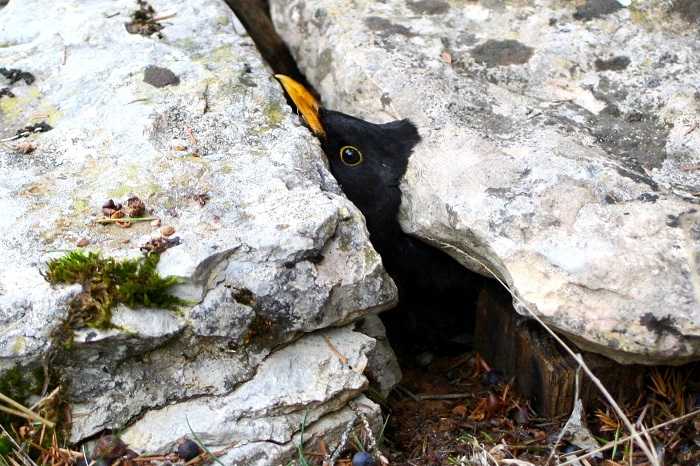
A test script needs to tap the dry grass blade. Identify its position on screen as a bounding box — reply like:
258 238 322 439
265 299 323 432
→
595 409 620 432
0 392 55 428
322 335 348 364
431 240 661 466
557 409 700 466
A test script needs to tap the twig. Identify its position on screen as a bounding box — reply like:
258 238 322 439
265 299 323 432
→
152 13 177 21
326 414 356 466
557 410 700 466
414 393 473 400
393 385 420 402
29 386 61 412
0 313 28 337
446 353 473 371
95 216 157 224
184 124 198 145
322 335 348 364
431 240 661 465
349 400 376 452
0 392 55 428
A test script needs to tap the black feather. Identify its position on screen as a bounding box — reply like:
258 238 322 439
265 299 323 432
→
317 109 482 359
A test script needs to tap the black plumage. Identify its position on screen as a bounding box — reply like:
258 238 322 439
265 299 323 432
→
276 76 482 359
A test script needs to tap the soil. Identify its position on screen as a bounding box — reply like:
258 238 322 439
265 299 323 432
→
381 353 700 466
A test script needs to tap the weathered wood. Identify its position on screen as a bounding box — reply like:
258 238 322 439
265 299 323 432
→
474 283 646 418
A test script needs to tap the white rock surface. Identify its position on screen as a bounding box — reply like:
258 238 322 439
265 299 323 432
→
0 0 399 461
121 326 377 457
271 0 700 364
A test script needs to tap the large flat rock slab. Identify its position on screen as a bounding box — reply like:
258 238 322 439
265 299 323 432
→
0 0 398 460
271 0 700 364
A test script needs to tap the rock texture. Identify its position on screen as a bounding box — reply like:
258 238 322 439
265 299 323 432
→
271 0 700 364
0 0 398 461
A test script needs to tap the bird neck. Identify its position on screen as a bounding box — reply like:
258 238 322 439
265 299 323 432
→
359 191 405 255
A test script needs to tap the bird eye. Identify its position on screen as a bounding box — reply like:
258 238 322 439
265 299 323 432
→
339 146 363 166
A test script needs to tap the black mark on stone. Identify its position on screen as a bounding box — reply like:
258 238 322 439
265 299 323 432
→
143 65 180 88
667 209 697 228
640 313 680 338
456 33 478 47
0 67 35 85
238 76 257 87
595 56 631 72
380 92 392 109
613 165 658 190
672 0 700 24
470 40 534 68
638 193 659 203
573 0 622 21
365 16 416 38
601 104 621 117
407 0 450 15
15 121 52 138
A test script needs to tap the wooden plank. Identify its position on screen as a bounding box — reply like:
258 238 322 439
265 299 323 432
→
474 283 646 417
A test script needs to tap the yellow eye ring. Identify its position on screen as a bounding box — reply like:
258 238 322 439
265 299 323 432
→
339 146 363 166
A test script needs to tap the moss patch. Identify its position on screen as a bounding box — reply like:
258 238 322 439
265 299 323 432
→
244 313 276 346
264 100 285 127
0 364 67 458
43 250 186 345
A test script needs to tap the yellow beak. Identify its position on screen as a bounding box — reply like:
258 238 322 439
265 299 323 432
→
275 74 326 137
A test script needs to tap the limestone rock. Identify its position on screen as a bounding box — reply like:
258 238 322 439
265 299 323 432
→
120 327 378 459
271 0 700 364
0 0 399 461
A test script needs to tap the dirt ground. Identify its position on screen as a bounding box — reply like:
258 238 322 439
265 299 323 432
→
381 353 700 466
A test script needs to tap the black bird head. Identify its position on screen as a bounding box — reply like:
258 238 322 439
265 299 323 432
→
275 75 421 245
276 75 482 359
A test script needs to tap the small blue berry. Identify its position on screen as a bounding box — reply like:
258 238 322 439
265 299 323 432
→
177 439 200 461
352 451 376 466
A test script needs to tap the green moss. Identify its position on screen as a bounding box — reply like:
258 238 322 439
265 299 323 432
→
72 199 90 216
10 336 25 354
244 313 276 346
232 287 254 305
0 366 33 406
108 184 134 199
107 182 160 199
43 250 186 345
264 100 285 127
0 364 67 457
338 235 353 252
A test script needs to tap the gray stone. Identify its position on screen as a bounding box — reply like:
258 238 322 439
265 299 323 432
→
271 0 700 364
0 0 400 461
120 326 378 456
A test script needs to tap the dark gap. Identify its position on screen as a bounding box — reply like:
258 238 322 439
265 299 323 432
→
225 0 489 364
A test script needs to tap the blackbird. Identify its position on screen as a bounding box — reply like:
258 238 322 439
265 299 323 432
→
276 75 482 361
